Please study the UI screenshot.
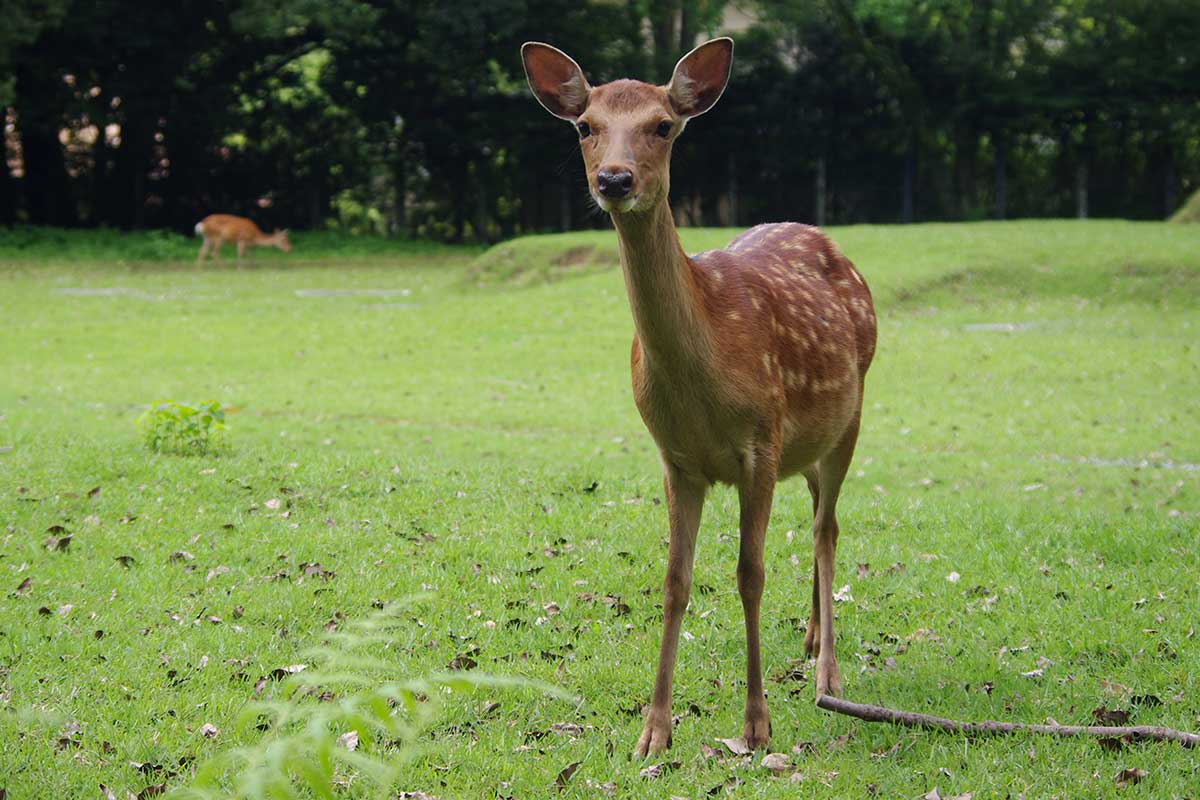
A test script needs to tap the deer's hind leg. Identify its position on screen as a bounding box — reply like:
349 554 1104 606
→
802 468 822 657
812 414 862 699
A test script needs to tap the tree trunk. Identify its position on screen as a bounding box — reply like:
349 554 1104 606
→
622 0 651 78
391 152 407 235
132 163 147 229
993 131 1006 221
901 141 915 224
727 151 738 227
109 110 154 229
14 60 73 225
474 171 490 243
815 154 827 227
1075 161 1088 220
679 0 697 51
18 121 70 226
955 125 977 219
0 153 15 224
559 179 571 232
307 180 322 230
1163 144 1176 219
649 0 681 82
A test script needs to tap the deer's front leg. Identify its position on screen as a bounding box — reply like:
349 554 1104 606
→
737 448 778 750
635 465 705 757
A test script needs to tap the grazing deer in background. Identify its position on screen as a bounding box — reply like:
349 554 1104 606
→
194 214 291 267
522 38 876 756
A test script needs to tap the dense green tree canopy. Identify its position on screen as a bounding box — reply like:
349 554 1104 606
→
1 0 1197 235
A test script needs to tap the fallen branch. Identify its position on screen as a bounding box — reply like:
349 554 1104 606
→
816 695 1200 748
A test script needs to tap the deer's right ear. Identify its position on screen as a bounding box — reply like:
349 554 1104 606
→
522 42 590 121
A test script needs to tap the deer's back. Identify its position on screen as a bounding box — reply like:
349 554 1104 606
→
722 223 876 379
200 214 262 242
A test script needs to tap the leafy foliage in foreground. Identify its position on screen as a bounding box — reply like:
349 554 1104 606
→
173 601 557 800
138 401 228 456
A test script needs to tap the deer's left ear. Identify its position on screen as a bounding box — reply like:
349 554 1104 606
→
667 37 733 118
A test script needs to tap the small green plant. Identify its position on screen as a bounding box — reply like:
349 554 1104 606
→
137 400 228 455
171 600 562 800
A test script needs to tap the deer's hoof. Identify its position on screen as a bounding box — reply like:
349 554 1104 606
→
814 656 843 699
803 621 820 658
742 716 771 750
634 717 672 757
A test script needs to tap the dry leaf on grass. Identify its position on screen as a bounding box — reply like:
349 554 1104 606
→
715 736 752 755
760 752 790 773
549 722 584 737
638 761 679 779
1092 705 1130 725
1114 768 1148 788
45 535 71 552
554 761 581 790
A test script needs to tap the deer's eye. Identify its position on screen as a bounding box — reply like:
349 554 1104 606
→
576 121 591 139
655 121 673 138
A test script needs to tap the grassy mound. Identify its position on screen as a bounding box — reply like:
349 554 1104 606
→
465 230 621 287
1168 187 1200 223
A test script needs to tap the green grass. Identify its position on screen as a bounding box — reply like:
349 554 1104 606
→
2 220 1198 799
0 225 474 263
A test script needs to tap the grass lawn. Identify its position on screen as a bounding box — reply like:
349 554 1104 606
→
1 220 1198 799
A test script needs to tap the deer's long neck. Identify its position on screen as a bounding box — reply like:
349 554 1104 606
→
612 202 713 368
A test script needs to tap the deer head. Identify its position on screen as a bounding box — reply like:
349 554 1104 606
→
271 230 292 253
522 38 733 215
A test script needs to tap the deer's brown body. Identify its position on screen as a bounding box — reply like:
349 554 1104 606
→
629 221 874 486
195 213 291 266
523 38 875 757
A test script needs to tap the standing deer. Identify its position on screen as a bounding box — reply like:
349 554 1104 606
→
194 214 291 267
522 38 876 756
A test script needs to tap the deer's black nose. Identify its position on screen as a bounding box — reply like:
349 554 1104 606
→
597 168 633 199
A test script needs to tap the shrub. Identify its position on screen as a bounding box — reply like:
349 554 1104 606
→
137 400 228 455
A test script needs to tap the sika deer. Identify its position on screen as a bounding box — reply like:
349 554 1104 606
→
195 214 291 267
522 38 876 756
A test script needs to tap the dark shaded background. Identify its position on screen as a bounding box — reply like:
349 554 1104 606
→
2 0 1197 240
